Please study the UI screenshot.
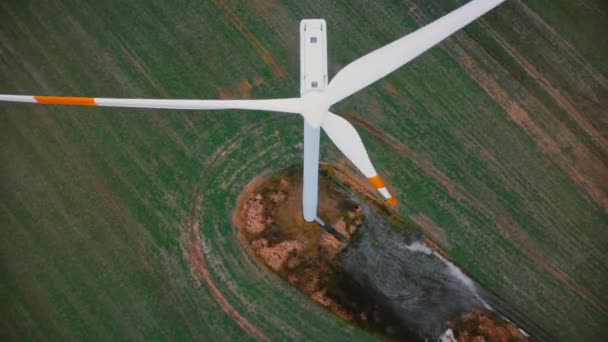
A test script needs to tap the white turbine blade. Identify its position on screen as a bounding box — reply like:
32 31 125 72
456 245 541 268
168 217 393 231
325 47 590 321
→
322 112 397 206
302 120 321 222
325 0 506 104
0 94 303 113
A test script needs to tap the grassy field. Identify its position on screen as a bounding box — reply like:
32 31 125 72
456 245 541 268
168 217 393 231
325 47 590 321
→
1 0 607 340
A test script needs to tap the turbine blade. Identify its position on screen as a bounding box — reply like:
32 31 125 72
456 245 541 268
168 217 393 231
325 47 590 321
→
0 94 303 113
322 112 397 206
325 0 506 105
302 120 321 222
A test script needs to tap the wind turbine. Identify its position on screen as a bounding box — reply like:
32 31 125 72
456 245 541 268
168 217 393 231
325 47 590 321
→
0 0 506 223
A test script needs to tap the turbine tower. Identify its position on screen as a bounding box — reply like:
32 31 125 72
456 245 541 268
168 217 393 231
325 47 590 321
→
0 0 507 222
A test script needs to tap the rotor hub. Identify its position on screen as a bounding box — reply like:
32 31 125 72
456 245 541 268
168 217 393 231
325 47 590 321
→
301 91 330 128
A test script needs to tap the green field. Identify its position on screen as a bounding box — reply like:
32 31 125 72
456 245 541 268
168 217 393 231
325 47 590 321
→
1 0 607 340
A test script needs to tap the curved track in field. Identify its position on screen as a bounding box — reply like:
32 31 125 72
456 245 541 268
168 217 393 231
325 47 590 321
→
178 115 377 340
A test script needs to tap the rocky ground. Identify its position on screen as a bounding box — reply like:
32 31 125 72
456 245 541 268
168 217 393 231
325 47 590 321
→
234 165 363 322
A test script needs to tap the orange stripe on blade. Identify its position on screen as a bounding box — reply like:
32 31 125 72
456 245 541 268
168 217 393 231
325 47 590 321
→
368 175 385 189
387 197 397 207
34 96 96 106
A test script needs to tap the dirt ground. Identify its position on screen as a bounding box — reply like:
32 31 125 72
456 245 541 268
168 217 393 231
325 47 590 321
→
233 165 363 321
232 164 528 341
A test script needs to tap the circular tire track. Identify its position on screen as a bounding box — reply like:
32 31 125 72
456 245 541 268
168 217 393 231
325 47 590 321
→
180 116 363 340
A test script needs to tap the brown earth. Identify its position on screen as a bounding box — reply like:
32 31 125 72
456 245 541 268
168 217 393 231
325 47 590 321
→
232 165 365 322
232 164 527 341
449 309 528 342
219 77 265 99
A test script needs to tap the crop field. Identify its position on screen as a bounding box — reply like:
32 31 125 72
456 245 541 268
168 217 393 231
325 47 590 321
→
1 0 607 340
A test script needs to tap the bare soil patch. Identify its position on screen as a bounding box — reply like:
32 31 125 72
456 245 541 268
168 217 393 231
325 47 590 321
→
449 309 527 342
232 164 529 341
232 166 365 322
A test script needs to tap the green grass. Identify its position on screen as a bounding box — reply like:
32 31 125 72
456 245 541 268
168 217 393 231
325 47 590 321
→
1 0 607 340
